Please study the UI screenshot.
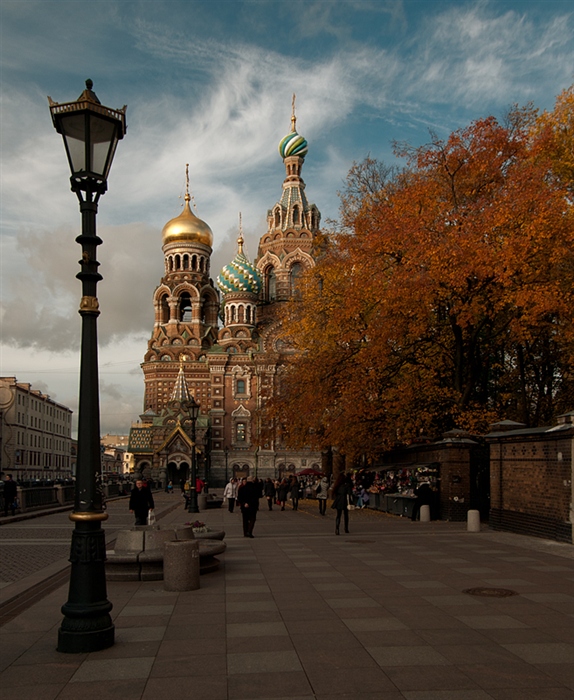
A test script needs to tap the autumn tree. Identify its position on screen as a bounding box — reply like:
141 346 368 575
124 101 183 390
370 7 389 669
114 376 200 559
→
262 89 574 459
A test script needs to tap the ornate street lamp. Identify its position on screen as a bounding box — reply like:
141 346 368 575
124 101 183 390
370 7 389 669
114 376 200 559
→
187 396 201 513
49 80 126 653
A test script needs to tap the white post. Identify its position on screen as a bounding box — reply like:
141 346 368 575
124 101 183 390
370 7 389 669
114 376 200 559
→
420 504 430 522
467 509 481 532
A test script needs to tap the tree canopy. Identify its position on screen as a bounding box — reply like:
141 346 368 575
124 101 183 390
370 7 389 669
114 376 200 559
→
261 87 574 460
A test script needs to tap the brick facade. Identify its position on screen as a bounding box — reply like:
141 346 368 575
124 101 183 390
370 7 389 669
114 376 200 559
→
487 413 573 544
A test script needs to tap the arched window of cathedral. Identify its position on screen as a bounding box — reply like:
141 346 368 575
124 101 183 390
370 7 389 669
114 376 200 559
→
238 305 244 323
159 294 170 324
175 254 181 270
168 256 173 271
293 205 299 225
274 208 281 228
199 257 204 273
246 306 251 324
183 255 189 270
236 379 246 394
290 262 304 296
300 232 308 238
179 292 192 322
266 266 276 301
231 305 236 323
236 422 246 442
191 255 196 271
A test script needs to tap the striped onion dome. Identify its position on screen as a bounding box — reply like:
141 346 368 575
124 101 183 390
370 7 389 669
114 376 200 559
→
217 233 262 296
278 129 308 159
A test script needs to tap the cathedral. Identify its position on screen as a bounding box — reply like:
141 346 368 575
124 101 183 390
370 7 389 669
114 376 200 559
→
128 108 323 486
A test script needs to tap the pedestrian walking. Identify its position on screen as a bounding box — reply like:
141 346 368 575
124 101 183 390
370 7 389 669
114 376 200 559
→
289 475 300 511
331 472 352 535
238 476 260 538
129 479 155 526
223 477 238 513
2 474 17 517
277 478 289 510
315 474 329 516
264 478 276 510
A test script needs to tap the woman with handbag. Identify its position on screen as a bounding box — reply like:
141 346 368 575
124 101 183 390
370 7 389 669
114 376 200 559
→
315 475 329 516
330 472 352 535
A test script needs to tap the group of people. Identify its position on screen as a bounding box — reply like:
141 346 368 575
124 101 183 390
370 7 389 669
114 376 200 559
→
222 471 355 536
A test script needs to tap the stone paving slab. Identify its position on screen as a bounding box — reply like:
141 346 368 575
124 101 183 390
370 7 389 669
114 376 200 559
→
0 494 572 698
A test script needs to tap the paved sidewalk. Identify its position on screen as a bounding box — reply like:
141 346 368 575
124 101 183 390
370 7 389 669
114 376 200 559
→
0 491 179 599
0 496 573 699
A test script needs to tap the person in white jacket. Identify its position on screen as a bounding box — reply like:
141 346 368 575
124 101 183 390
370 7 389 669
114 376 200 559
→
223 477 238 513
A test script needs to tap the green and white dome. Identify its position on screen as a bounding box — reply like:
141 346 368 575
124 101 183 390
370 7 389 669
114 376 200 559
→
278 129 308 159
217 236 262 296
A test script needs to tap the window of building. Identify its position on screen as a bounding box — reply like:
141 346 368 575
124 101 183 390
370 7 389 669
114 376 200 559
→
266 266 276 301
236 422 246 442
236 379 246 394
290 262 304 296
179 292 192 322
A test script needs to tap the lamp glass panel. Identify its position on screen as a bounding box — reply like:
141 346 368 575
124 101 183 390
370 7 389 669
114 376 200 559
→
60 114 87 173
89 115 117 178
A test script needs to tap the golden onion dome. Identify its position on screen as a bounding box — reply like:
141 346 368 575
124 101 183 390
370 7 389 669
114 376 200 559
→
162 193 213 248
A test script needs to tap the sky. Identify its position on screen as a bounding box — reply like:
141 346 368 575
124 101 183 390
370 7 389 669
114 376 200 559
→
1 0 573 439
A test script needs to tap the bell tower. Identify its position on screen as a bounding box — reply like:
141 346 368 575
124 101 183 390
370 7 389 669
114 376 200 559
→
142 167 220 413
256 96 320 325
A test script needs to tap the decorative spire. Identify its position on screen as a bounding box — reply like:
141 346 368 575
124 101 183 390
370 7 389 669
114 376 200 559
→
184 163 198 213
237 212 244 255
171 359 192 403
278 96 308 160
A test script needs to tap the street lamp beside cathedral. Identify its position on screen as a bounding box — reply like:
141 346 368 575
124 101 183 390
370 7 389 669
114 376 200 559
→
49 80 126 653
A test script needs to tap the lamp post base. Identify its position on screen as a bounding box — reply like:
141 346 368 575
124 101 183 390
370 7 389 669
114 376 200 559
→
57 525 114 653
58 620 115 654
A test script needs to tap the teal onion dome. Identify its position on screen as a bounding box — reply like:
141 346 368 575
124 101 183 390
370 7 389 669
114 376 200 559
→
217 241 262 296
278 130 308 159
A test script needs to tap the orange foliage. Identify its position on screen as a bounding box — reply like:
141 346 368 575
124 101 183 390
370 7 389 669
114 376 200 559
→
261 90 574 459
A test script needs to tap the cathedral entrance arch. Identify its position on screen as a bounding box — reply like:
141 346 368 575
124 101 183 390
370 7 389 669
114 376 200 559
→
167 460 190 489
277 462 297 478
232 463 251 479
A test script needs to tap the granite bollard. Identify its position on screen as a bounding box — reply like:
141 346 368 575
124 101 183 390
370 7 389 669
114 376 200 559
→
467 509 481 532
163 539 200 591
420 504 431 522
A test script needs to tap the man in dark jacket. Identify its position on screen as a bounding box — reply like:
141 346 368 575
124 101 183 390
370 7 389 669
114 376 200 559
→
3 474 17 517
129 479 155 525
238 476 260 538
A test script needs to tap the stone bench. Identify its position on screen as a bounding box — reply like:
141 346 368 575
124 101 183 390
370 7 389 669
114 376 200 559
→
204 494 223 509
106 525 226 581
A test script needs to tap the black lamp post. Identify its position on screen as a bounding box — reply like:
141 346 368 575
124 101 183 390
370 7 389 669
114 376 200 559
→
49 80 126 653
187 396 200 513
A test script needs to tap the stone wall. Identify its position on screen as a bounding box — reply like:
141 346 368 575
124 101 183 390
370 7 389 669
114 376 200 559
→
487 414 573 544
